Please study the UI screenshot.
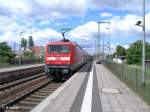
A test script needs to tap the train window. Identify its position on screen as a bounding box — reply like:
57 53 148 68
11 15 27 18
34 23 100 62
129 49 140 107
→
48 45 59 53
60 45 69 53
48 45 69 53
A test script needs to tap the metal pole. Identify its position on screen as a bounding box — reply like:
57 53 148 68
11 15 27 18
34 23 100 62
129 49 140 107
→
97 22 110 63
95 40 96 60
97 22 100 62
106 23 111 60
142 0 146 86
103 37 104 60
13 42 16 54
108 27 111 60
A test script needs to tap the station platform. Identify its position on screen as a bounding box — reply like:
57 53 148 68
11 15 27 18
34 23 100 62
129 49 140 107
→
0 64 44 73
31 62 150 112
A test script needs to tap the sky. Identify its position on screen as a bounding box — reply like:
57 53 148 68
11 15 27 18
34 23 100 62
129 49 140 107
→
0 0 150 54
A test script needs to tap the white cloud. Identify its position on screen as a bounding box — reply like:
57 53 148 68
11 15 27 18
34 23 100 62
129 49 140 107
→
110 15 141 38
90 0 150 12
0 0 89 38
1 0 149 20
110 44 116 53
109 44 129 54
122 44 129 49
0 0 88 20
37 0 88 17
0 0 150 52
0 27 61 43
0 31 18 42
0 0 32 16
1 12 150 47
146 12 150 33
69 21 97 40
32 28 61 41
69 14 140 41
38 20 51 26
100 12 113 18
0 0 149 26
109 12 150 38
68 12 150 51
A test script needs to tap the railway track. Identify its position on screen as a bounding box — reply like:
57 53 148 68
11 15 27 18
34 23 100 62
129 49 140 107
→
8 82 63 112
0 74 64 112
0 73 44 91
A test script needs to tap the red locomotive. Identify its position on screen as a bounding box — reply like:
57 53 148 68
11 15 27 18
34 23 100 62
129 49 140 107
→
44 40 90 80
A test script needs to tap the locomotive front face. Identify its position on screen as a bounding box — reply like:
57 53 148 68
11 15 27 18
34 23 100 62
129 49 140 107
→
46 44 71 65
44 42 74 79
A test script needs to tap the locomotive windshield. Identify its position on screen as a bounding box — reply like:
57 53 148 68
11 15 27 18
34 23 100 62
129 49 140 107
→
48 45 69 53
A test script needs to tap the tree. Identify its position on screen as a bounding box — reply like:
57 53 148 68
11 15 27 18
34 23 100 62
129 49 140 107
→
126 40 150 64
116 45 126 57
23 51 34 58
28 36 34 47
0 42 15 62
21 38 27 50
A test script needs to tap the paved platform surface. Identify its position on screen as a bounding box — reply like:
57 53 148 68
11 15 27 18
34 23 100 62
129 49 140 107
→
0 64 44 73
31 62 150 112
96 64 150 112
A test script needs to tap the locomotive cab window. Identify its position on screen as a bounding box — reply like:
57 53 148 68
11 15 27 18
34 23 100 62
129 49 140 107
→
48 45 69 53
48 45 59 53
60 45 69 53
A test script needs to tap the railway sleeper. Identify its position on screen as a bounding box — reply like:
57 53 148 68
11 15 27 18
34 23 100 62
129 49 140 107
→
42 87 58 90
37 91 51 94
5 106 22 112
38 90 52 93
13 105 32 112
33 92 50 96
25 97 42 102
18 101 39 107
30 94 46 99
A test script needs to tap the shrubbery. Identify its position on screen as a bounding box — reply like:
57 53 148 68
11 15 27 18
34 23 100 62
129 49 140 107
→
0 42 15 63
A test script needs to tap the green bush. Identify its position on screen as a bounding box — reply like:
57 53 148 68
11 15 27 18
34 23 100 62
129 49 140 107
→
0 42 15 63
23 51 34 58
126 40 150 64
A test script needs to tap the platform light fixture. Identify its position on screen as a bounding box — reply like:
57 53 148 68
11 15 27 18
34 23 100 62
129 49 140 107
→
106 25 111 60
135 0 146 86
96 22 110 63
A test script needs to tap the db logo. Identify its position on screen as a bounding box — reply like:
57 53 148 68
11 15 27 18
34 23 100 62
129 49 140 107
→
56 57 61 60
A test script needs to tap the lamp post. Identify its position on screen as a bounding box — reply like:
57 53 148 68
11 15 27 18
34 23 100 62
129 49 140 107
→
95 39 96 60
106 26 111 60
97 22 110 63
135 0 145 86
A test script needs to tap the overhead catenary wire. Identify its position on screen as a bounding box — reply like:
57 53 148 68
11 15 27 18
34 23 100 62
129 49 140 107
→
31 0 52 21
